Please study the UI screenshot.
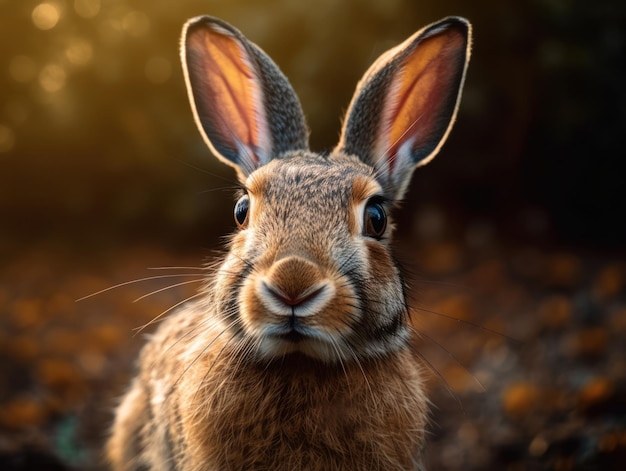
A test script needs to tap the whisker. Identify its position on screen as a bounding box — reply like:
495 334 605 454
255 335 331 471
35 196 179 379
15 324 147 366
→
408 338 465 414
75 274 206 302
149 322 208 371
409 305 520 343
175 318 240 391
336 248 361 275
410 326 485 393
147 266 206 271
343 339 374 401
133 291 205 336
133 279 204 303
231 253 256 273
175 157 240 186
224 334 256 385
198 186 242 195
328 337 351 395
190 326 242 401
150 309 239 372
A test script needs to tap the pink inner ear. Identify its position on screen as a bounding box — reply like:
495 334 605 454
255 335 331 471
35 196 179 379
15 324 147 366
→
187 26 271 167
376 28 467 174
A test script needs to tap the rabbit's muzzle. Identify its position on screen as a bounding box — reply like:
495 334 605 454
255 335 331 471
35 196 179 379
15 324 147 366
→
238 254 357 361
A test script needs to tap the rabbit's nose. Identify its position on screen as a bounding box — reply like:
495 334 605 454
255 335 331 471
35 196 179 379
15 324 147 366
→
259 256 334 317
262 282 326 309
266 256 323 295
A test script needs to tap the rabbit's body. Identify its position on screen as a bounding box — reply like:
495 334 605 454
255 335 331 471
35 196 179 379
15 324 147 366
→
108 16 470 471
110 304 427 471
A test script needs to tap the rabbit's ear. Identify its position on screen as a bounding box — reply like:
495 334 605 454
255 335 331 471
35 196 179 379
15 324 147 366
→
182 17 309 179
336 17 471 200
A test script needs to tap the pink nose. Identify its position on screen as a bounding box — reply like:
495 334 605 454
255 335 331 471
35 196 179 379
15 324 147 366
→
264 284 326 307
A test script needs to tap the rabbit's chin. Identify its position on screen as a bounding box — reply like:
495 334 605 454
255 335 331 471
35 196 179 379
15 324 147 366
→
241 321 411 364
253 333 354 363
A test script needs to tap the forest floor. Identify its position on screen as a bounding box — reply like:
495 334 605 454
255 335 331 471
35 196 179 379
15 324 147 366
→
1 236 625 470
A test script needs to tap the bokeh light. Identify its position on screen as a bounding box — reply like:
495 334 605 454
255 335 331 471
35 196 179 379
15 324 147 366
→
122 10 151 37
65 39 94 67
31 2 62 31
38 63 67 93
74 0 100 19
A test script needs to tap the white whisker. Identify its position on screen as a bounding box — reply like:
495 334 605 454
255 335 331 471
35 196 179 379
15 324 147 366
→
133 291 205 336
133 279 204 303
344 340 374 401
75 274 206 302
409 305 518 342
147 266 206 271
410 325 485 393
189 323 242 400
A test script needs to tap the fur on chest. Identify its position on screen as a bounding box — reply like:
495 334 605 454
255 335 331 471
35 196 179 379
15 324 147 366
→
171 353 428 470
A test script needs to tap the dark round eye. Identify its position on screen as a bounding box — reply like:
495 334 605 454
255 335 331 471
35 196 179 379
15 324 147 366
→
363 200 387 239
234 194 249 228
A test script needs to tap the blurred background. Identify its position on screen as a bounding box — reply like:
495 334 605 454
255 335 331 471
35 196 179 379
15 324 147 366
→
0 0 625 470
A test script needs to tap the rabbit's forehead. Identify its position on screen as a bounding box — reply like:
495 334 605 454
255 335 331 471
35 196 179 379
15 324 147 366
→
246 154 381 204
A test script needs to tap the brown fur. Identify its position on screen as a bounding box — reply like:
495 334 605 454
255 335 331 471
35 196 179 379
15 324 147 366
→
107 154 425 471
107 15 471 471
123 305 428 471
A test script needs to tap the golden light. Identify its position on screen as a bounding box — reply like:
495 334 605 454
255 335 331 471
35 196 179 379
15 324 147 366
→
9 55 38 83
122 11 151 37
74 0 100 19
98 17 124 45
32 2 61 30
65 39 94 66
145 57 171 84
38 63 67 93
0 125 16 153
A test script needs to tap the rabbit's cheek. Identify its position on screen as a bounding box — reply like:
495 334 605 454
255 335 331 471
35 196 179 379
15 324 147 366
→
362 241 406 313
364 239 395 273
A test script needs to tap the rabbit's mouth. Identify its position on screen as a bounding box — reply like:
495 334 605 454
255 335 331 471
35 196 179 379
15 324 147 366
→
254 322 350 362
263 319 318 344
274 329 305 343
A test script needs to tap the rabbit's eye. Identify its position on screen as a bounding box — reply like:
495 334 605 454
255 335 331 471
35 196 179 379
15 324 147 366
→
234 195 250 228
363 200 387 239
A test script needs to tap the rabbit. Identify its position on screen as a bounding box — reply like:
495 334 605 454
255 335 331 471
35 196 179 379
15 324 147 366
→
107 14 471 471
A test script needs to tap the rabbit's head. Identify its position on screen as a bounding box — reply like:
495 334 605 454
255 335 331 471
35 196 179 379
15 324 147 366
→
181 17 471 363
